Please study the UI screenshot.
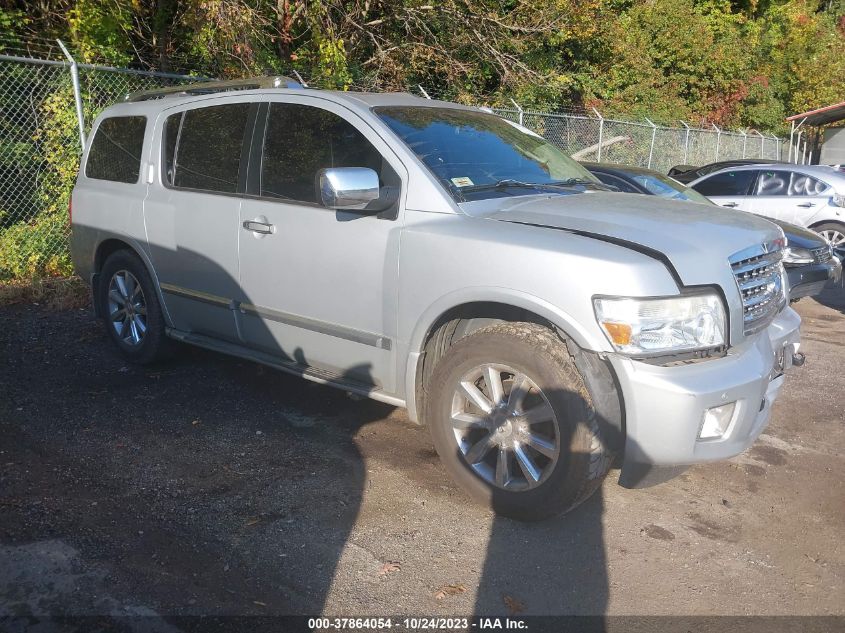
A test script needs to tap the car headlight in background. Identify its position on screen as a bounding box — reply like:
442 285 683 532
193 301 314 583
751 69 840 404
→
782 245 815 266
593 293 726 355
832 192 845 208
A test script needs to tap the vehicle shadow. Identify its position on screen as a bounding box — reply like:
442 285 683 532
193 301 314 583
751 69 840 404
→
1 239 631 631
811 277 845 314
472 395 627 630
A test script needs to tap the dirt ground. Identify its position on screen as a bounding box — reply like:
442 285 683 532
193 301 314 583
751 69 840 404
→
1 282 843 628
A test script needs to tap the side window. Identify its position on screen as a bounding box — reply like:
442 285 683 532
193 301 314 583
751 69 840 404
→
754 170 828 196
789 172 827 196
260 103 386 204
755 170 789 196
162 112 182 186
171 103 251 193
85 116 146 183
692 170 756 197
594 173 639 193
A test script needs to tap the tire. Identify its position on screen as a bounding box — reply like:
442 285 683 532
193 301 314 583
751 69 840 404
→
813 222 845 253
98 250 170 365
425 322 614 521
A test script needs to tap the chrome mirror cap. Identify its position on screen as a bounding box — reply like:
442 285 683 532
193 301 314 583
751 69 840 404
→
319 167 380 210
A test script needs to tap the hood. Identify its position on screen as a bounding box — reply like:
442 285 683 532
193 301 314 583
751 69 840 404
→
461 191 783 287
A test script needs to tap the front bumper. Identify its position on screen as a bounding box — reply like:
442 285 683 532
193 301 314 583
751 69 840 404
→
611 306 801 488
786 258 842 300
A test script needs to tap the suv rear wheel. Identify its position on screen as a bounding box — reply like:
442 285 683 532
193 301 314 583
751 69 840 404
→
98 250 169 364
426 322 614 521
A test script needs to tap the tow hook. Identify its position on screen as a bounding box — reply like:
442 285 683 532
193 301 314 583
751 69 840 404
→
792 351 806 367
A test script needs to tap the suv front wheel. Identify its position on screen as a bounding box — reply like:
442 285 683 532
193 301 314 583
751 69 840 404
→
426 322 614 521
98 250 169 364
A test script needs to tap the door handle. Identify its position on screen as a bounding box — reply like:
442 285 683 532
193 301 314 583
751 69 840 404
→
797 202 816 208
243 220 275 234
722 202 738 208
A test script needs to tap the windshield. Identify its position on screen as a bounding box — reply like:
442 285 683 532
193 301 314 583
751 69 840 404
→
629 172 713 204
374 106 598 201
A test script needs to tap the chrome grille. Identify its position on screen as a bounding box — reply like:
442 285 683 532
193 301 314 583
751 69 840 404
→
811 246 832 264
730 243 786 335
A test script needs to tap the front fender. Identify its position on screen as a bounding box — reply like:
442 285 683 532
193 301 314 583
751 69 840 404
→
401 286 612 423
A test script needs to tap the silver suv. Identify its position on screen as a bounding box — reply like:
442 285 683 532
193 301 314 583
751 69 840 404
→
70 77 802 520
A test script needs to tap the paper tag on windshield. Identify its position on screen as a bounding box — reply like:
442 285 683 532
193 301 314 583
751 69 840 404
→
450 177 474 187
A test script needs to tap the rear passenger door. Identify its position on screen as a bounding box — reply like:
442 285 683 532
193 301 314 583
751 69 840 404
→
236 97 405 392
144 100 256 342
690 169 757 211
747 169 831 226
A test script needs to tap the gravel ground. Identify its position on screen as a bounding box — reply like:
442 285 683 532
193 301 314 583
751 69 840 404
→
1 283 843 627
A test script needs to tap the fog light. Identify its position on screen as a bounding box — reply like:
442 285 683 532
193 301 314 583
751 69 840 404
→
699 402 736 440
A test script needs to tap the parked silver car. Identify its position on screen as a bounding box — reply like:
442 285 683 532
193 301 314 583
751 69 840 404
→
70 77 802 520
688 163 845 252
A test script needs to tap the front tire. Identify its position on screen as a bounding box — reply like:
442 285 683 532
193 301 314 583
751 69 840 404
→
425 322 614 521
98 250 169 364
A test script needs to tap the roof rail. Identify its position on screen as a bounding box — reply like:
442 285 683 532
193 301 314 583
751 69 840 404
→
124 75 303 102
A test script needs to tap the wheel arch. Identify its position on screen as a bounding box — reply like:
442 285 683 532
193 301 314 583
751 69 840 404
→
809 218 845 230
92 237 170 324
402 288 612 425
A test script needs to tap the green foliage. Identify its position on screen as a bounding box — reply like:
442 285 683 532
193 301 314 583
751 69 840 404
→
0 210 71 279
7 0 843 128
1 0 843 281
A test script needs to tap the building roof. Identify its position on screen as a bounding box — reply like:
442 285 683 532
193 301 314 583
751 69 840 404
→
786 101 845 127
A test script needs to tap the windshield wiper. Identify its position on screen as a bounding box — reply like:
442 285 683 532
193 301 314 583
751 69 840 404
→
460 178 615 194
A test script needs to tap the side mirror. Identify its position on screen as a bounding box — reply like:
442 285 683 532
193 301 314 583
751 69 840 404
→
318 167 380 211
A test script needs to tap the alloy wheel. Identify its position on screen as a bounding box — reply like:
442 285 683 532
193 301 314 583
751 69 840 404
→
450 363 560 491
819 228 845 250
107 270 147 346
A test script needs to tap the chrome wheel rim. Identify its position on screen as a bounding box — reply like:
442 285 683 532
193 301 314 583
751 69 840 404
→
107 270 147 346
450 363 560 491
819 229 845 249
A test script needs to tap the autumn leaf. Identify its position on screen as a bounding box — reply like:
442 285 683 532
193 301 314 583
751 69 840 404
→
503 595 525 614
378 561 401 576
434 583 467 600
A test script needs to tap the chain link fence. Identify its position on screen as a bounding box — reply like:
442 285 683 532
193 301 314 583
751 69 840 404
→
0 53 197 280
0 51 786 282
494 108 784 173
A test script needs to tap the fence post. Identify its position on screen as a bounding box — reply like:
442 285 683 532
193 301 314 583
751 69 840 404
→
510 98 524 126
680 121 691 164
772 134 781 161
753 130 765 159
788 120 795 163
592 107 604 162
712 124 721 161
418 85 431 99
57 39 86 151
741 129 748 159
644 118 658 169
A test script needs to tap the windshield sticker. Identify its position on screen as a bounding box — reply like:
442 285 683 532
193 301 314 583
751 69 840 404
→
450 176 474 187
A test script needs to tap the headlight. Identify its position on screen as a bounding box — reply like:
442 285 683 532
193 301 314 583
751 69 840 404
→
782 246 815 266
832 193 845 208
593 293 726 355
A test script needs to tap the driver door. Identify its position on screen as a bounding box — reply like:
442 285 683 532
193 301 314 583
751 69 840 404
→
235 97 405 392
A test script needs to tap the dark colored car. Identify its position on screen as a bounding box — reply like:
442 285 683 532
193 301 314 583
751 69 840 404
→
582 162 842 300
669 159 786 184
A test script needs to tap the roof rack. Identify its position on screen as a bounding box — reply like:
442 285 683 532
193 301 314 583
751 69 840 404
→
124 75 303 102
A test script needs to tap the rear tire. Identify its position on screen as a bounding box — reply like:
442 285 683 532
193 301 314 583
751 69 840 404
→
425 322 614 521
98 250 169 365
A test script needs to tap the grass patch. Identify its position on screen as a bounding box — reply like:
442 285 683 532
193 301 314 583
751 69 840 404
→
0 276 90 310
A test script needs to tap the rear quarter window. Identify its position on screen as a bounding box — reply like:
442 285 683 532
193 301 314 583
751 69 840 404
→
85 116 147 184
